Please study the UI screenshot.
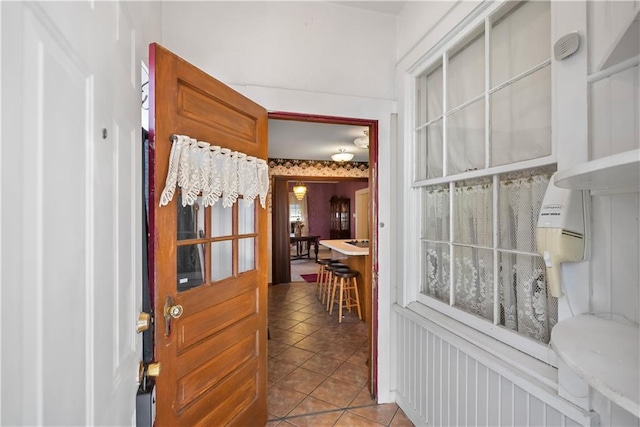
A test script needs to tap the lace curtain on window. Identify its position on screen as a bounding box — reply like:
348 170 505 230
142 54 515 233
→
289 193 308 234
423 172 556 344
453 182 494 320
498 174 556 343
423 186 450 303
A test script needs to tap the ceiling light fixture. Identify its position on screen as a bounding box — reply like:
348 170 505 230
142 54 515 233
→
353 130 369 148
292 182 307 200
331 148 354 162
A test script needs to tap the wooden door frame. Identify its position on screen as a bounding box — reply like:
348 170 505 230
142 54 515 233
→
267 111 379 396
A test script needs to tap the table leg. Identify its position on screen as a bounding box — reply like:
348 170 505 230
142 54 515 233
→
314 239 319 261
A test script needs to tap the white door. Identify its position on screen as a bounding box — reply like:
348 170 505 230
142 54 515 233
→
1 2 142 424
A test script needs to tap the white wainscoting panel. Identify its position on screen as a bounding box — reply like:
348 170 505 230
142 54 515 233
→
394 306 598 427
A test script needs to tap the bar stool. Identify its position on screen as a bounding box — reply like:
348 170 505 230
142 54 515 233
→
323 263 350 309
329 269 362 323
315 258 338 300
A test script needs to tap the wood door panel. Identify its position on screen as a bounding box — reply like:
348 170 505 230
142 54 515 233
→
179 360 258 426
178 273 256 311
151 43 268 425
177 314 258 377
178 334 256 409
178 291 256 350
177 82 257 145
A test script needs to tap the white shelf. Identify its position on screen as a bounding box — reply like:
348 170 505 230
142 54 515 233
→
597 9 640 72
554 149 640 194
551 314 640 417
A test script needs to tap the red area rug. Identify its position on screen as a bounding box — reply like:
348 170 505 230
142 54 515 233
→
300 274 318 283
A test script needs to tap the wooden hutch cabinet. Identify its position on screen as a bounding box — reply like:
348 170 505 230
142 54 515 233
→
330 196 350 239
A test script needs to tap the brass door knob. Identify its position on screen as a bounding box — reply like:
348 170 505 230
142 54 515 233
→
163 295 183 337
166 304 183 319
147 363 161 378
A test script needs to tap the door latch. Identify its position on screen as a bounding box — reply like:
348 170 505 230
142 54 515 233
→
163 295 183 337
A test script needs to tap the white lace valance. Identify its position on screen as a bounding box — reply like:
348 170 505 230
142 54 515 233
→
159 134 269 209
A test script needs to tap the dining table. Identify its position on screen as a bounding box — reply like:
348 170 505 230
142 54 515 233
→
290 234 320 261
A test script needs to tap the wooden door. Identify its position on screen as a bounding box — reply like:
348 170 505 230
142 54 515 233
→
149 43 268 425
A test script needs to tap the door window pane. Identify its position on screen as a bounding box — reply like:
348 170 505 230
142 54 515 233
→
491 67 551 166
211 240 233 281
491 1 551 87
448 32 485 109
177 196 205 240
447 100 485 175
211 201 232 237
239 238 255 273
176 244 205 292
238 198 255 234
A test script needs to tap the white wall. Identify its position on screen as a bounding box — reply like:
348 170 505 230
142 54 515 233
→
394 0 640 426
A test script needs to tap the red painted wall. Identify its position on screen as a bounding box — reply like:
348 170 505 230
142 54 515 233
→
306 183 336 239
287 180 368 239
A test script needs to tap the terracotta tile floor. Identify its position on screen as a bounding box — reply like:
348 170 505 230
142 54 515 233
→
267 282 414 427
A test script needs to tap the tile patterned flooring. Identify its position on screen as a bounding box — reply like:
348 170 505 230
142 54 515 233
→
267 281 413 426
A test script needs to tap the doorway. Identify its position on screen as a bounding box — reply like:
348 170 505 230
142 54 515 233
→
267 111 379 397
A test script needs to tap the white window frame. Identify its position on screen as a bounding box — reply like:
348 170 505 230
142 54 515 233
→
407 1 558 364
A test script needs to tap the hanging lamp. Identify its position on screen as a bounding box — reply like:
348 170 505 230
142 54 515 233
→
293 182 307 200
331 148 354 162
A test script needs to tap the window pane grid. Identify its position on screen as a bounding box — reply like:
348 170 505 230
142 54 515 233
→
413 0 553 351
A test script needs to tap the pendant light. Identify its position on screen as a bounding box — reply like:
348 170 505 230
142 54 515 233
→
331 148 354 162
293 182 307 200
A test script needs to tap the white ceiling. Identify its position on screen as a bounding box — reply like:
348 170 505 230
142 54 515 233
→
328 1 407 15
268 120 370 163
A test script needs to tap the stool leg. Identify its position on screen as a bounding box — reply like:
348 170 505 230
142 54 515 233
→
328 274 338 314
322 269 331 305
351 277 362 320
343 285 352 313
337 277 345 323
315 265 324 299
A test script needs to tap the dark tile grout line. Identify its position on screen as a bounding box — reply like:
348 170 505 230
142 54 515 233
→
266 402 386 423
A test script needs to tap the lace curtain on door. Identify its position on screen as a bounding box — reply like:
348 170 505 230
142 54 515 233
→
159 134 269 209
